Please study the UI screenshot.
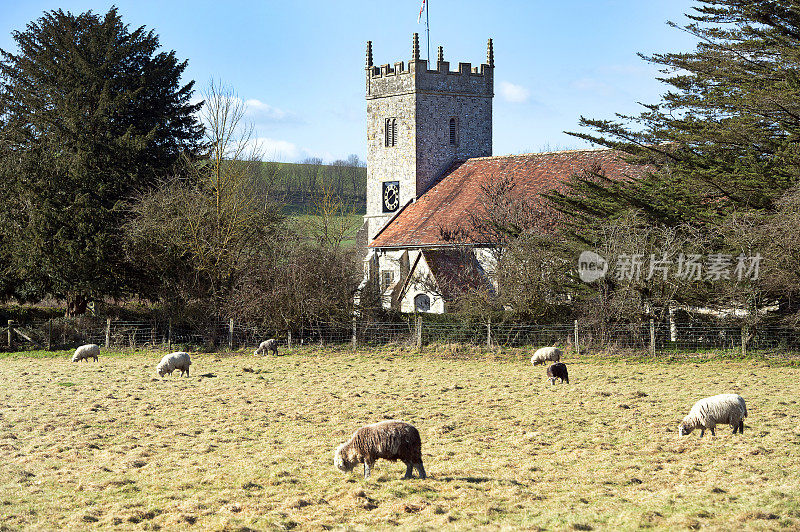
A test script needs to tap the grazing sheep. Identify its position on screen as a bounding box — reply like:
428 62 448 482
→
678 393 747 437
254 338 278 356
547 362 569 384
156 352 192 377
531 346 562 366
72 344 99 363
334 420 426 479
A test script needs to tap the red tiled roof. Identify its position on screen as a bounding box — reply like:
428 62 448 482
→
369 148 643 248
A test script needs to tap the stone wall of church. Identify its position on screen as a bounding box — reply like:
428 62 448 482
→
364 92 416 240
415 91 492 195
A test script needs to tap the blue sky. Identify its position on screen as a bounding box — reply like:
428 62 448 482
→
0 0 698 163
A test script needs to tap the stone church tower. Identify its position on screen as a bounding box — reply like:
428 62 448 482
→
363 34 494 241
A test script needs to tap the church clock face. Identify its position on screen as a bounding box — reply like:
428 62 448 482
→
382 181 400 212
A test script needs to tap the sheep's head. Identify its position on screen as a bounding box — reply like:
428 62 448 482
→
156 363 167 377
334 443 355 472
678 422 692 436
71 355 79 362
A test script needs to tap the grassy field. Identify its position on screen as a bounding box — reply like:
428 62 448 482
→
288 213 364 248
1 347 799 530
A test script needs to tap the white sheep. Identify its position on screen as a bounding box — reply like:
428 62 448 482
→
678 393 748 437
156 352 192 377
72 344 100 362
531 346 562 366
254 338 278 356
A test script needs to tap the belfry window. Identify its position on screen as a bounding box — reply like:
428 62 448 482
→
385 118 397 147
449 117 457 146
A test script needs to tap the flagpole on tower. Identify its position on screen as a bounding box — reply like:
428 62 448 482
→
425 0 430 64
418 0 430 63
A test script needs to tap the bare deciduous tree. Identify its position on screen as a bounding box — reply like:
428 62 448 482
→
125 81 283 327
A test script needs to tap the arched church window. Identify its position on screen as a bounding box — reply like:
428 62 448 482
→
414 293 431 312
385 118 397 147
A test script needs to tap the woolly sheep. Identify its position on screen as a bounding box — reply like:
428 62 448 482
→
254 338 278 356
678 393 747 438
156 352 192 378
547 362 569 384
531 346 562 366
334 420 426 479
72 344 99 363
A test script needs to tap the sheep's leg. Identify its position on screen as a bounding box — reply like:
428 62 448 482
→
415 463 426 479
363 462 372 479
710 426 715 437
738 420 744 434
699 428 705 438
403 461 413 479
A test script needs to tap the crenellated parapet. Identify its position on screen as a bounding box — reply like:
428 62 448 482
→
366 34 493 99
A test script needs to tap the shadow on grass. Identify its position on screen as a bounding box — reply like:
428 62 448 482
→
438 476 526 487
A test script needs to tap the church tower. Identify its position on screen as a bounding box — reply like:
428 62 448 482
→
363 34 494 240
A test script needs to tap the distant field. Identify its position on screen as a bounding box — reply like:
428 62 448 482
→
288 213 365 248
1 348 799 530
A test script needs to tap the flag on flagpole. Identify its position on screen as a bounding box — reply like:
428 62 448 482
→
417 0 426 23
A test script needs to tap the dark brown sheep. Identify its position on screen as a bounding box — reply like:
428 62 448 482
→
334 420 426 479
547 362 569 384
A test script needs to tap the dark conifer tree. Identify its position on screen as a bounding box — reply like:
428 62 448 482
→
551 0 800 231
0 8 203 314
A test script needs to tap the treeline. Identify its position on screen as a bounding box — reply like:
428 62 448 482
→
260 157 366 213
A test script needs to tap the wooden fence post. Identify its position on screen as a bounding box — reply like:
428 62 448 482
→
486 317 492 348
649 318 656 356
7 320 13 349
415 315 422 351
167 319 172 352
47 319 52 351
741 325 748 358
351 317 357 350
287 329 292 349
573 320 580 356
105 317 111 349
229 318 234 351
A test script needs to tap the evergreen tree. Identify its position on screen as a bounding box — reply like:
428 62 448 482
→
552 0 800 230
0 7 203 315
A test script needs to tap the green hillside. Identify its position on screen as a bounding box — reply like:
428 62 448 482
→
259 159 366 214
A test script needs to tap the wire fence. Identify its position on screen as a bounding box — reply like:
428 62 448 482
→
3 316 800 356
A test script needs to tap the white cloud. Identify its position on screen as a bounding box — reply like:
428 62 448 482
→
244 98 299 124
499 81 531 103
189 96 300 128
255 137 333 163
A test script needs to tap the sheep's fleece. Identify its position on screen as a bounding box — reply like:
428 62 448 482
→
156 352 192 377
531 346 562 366
334 420 426 479
72 344 99 362
254 338 278 355
678 393 747 437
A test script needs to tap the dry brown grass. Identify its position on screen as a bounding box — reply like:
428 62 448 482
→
1 347 799 530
